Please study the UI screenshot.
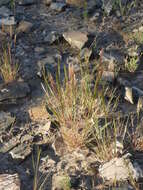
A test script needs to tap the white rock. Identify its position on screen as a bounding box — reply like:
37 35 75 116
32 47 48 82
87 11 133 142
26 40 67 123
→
63 31 88 49
99 157 142 181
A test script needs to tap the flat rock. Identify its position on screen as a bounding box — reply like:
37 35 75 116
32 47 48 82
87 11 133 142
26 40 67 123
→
99 157 142 181
18 0 36 5
63 31 88 50
0 173 20 190
50 2 66 12
16 20 33 33
0 112 15 133
0 135 20 153
0 6 12 17
10 143 32 159
0 0 10 6
0 81 30 102
44 31 61 44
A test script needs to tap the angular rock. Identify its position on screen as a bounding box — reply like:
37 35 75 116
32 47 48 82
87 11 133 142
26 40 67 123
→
0 82 30 102
99 156 142 181
0 135 20 153
0 173 20 190
29 105 48 121
66 0 85 7
101 49 125 72
18 0 36 6
102 0 114 15
52 173 71 190
10 143 32 159
44 0 52 6
124 86 143 104
101 71 115 82
44 31 61 44
0 0 10 6
80 48 92 61
63 31 88 50
50 2 66 12
0 112 15 133
16 20 33 34
0 6 12 17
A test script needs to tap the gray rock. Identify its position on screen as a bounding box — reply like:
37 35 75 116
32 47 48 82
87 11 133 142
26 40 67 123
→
10 143 32 159
50 2 66 12
80 48 92 61
44 0 52 6
101 70 115 82
0 0 10 6
0 6 12 17
101 49 125 72
63 31 88 50
0 135 20 153
0 173 20 190
52 173 71 190
99 156 142 181
16 21 33 34
102 0 114 15
18 0 36 6
0 82 30 102
44 31 61 44
124 86 143 104
0 112 15 133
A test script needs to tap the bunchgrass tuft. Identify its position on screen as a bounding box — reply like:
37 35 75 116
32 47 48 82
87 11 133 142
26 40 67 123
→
43 61 119 155
0 45 19 83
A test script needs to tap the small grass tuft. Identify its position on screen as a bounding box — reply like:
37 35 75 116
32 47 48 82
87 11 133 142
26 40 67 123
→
0 45 19 83
43 61 118 155
125 56 138 73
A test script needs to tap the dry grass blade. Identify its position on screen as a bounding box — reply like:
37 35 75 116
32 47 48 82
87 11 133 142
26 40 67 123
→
0 45 19 83
43 61 119 155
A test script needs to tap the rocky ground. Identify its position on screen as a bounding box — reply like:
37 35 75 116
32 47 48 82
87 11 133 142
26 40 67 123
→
1 0 143 189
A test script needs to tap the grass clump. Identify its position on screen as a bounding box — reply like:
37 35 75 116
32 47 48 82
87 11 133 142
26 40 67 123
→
0 45 19 83
43 62 118 155
125 57 138 73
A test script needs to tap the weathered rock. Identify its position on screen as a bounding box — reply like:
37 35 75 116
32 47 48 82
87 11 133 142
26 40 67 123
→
0 82 30 102
37 52 62 77
0 0 10 6
44 31 61 44
99 156 142 181
10 143 32 159
0 173 20 190
101 49 125 72
102 0 114 15
50 2 66 12
124 86 143 104
0 135 20 153
40 154 56 173
66 0 85 7
18 0 36 6
63 31 88 50
101 71 115 82
0 6 12 17
52 173 71 190
29 105 48 121
0 112 15 133
80 48 92 61
16 21 33 34
44 0 52 6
